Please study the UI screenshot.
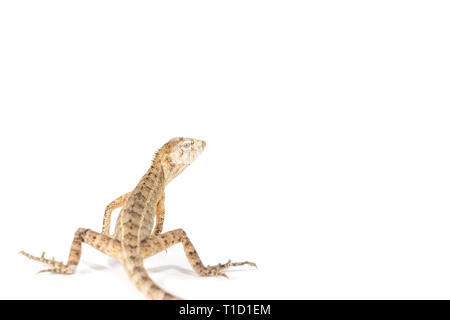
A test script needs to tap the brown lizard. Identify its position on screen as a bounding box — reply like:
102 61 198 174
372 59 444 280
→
20 137 256 299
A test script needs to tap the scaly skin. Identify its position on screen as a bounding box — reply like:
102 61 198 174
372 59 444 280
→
20 137 256 299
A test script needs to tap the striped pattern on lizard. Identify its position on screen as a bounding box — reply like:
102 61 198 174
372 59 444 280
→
20 137 256 299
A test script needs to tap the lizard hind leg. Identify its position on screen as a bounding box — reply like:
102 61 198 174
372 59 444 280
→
141 228 257 278
20 228 121 274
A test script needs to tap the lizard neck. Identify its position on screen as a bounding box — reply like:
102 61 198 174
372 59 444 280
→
142 156 165 189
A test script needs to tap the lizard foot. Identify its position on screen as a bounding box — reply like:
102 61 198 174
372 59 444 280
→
202 259 257 279
19 250 74 274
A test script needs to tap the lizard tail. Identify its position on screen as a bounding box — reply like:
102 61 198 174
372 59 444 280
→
122 255 180 300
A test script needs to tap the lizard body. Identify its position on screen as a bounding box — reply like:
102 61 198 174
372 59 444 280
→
20 137 256 299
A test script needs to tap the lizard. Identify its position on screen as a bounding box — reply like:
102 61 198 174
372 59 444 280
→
20 137 256 300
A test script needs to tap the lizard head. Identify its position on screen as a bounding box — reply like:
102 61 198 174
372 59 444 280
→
159 137 206 184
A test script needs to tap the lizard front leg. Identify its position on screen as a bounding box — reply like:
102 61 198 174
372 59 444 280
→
20 228 121 274
102 192 131 235
140 229 256 278
152 194 165 235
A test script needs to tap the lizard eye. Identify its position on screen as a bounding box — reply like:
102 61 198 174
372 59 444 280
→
182 142 191 149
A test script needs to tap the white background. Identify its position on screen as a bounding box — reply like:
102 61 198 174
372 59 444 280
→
1 1 450 299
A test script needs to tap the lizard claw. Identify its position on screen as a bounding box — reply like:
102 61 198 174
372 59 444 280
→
21 250 72 274
38 268 55 274
201 259 256 279
219 259 257 270
38 266 72 275
229 261 257 269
